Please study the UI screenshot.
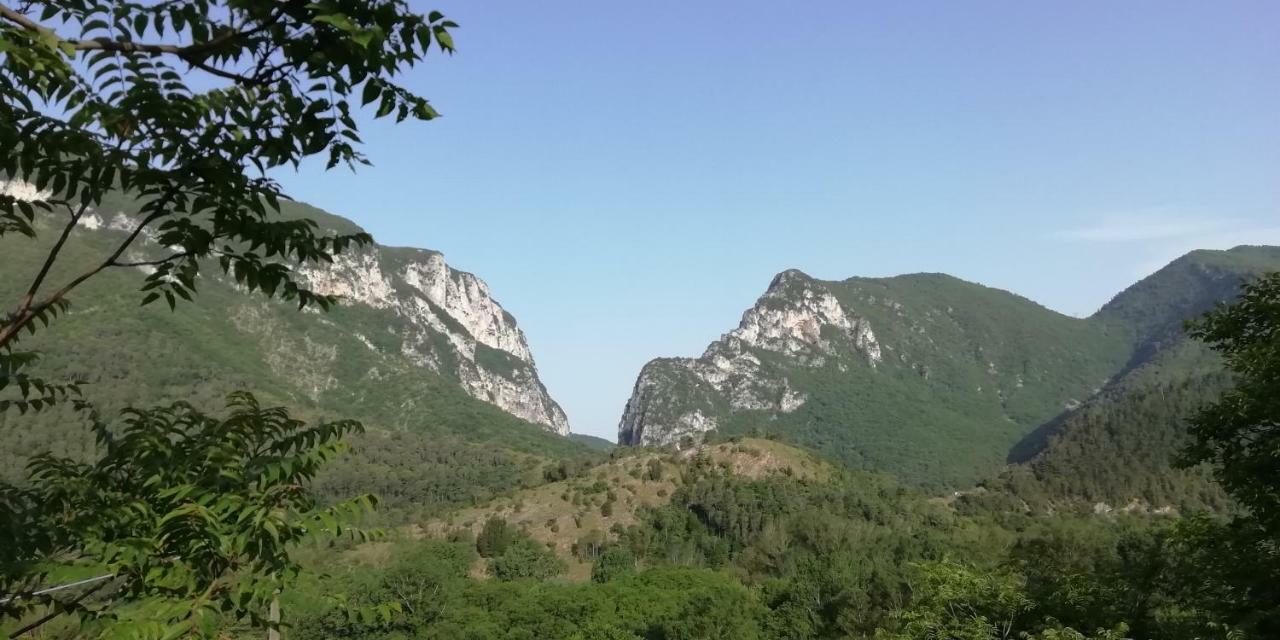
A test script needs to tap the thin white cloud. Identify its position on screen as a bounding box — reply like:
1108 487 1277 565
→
1055 211 1233 242
1131 225 1280 278
1052 210 1280 281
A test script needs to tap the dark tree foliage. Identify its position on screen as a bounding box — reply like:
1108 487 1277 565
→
1172 271 1280 635
475 516 515 559
1184 272 1280 531
1 1 455 634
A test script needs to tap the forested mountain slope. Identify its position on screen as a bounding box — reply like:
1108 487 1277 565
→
619 270 1129 486
275 435 1224 640
975 246 1280 513
619 246 1280 489
1 186 590 500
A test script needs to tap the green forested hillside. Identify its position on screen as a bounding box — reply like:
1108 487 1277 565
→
624 247 1280 493
568 433 617 451
197 439 1249 640
628 270 1131 487
1 204 595 522
971 246 1280 513
1093 246 1280 353
6 220 1278 638
976 341 1232 514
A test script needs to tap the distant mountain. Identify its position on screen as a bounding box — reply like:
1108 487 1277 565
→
618 246 1280 489
618 269 1131 486
568 433 617 452
1 183 587 486
978 246 1280 513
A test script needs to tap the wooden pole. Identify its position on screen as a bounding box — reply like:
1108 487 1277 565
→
268 591 280 640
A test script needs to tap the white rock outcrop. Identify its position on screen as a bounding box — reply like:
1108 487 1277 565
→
619 270 881 446
0 179 51 202
299 247 570 435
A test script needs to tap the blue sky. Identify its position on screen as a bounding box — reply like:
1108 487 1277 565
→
273 1 1280 440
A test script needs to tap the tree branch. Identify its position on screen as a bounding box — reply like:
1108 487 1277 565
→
110 251 192 269
0 3 48 35
17 199 92 319
0 198 170 349
7 578 112 639
0 2 291 86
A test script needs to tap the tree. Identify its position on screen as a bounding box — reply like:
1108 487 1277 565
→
1 1 457 632
574 529 606 561
0 0 456 409
1 392 375 637
1184 272 1280 534
591 546 636 584
886 562 1034 640
646 458 663 482
475 516 514 559
1176 272 1280 636
488 538 565 582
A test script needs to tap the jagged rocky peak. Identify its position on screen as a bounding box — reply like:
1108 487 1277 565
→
618 269 882 447
301 244 570 435
733 269 881 365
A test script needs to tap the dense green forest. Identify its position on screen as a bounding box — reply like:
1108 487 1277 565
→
204 445 1269 640
981 343 1231 515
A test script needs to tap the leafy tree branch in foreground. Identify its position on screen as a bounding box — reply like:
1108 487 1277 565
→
1 393 376 637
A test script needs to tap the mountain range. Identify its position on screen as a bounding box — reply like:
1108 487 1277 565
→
4 179 1278 515
618 245 1280 495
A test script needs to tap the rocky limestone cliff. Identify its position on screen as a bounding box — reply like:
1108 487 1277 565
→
299 247 569 434
619 270 881 446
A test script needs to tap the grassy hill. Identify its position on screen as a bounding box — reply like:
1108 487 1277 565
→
415 438 832 579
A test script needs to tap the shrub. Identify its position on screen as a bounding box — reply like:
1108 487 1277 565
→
489 538 566 581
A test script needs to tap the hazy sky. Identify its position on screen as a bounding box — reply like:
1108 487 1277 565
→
272 1 1280 440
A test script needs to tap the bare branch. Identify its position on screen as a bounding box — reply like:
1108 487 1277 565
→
0 3 47 35
18 199 93 318
110 251 191 268
0 195 171 349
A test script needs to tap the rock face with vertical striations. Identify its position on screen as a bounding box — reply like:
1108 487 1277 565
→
298 245 569 434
